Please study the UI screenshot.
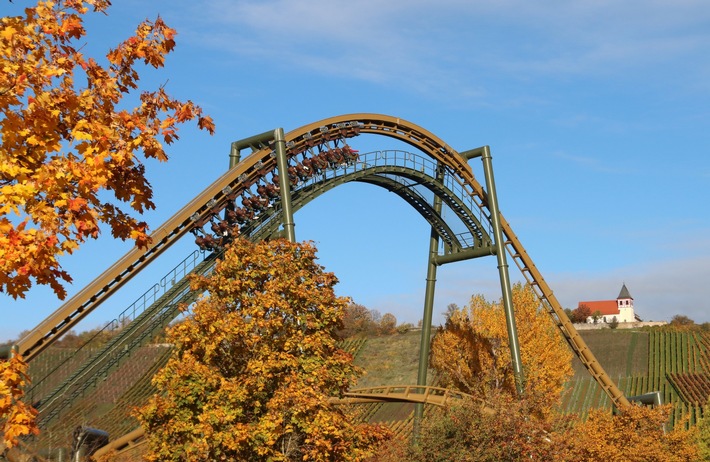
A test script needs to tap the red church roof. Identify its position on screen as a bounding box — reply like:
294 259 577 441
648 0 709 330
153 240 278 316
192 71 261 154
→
578 300 619 316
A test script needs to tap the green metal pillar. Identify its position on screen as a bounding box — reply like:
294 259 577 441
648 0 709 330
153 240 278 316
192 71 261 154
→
414 163 444 429
478 146 525 395
0 344 15 360
230 128 296 243
273 128 296 243
229 142 241 169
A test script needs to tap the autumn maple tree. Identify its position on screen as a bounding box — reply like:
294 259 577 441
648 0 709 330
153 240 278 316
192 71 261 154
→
1 0 213 450
0 0 214 301
137 238 389 461
429 283 573 416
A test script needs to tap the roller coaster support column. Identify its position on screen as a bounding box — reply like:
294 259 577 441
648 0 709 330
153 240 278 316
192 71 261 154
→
463 146 525 395
231 128 296 242
274 127 296 242
229 141 241 168
414 163 444 430
0 344 15 360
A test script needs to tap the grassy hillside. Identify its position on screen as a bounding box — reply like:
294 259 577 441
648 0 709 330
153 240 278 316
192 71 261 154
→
344 330 433 436
349 328 656 391
352 330 433 389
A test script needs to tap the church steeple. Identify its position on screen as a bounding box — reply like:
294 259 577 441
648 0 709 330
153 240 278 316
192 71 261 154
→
617 283 633 300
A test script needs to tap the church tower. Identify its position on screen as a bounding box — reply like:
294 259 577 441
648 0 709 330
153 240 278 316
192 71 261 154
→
616 283 634 323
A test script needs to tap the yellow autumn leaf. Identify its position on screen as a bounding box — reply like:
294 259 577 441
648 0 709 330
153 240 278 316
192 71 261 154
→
0 26 17 41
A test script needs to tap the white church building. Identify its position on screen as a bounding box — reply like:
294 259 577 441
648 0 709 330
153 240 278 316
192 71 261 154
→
577 284 640 324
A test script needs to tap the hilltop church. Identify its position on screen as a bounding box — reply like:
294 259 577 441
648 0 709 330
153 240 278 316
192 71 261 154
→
578 284 641 324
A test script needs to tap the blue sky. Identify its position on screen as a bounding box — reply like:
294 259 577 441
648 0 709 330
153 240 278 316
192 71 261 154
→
1 0 709 342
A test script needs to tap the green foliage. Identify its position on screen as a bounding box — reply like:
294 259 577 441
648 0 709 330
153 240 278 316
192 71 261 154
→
591 310 603 324
563 307 574 321
608 316 619 329
137 239 389 461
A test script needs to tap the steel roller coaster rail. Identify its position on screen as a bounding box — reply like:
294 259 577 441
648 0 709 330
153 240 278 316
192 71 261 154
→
6 114 630 459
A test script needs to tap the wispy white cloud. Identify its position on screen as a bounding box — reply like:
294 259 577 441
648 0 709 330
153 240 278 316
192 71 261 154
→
174 0 710 106
186 2 448 99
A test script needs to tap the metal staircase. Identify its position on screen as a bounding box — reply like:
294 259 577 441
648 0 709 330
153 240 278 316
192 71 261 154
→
33 252 217 428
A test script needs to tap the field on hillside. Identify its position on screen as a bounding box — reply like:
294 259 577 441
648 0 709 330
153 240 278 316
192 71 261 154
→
348 327 709 430
345 330 437 437
569 329 649 378
26 344 172 451
352 330 433 389
562 328 709 427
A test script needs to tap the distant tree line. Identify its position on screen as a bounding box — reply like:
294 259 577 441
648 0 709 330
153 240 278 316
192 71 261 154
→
668 315 710 332
1 301 416 352
337 303 416 339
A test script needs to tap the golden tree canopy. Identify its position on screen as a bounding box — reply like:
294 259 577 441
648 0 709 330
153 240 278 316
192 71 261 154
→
0 0 214 300
138 239 389 461
430 283 573 415
563 404 699 461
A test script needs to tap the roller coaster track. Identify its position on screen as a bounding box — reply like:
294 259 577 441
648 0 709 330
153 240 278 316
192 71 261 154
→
24 250 210 405
16 114 630 452
27 149 491 432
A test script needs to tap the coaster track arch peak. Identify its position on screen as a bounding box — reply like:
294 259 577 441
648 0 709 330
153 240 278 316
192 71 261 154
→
13 113 630 415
